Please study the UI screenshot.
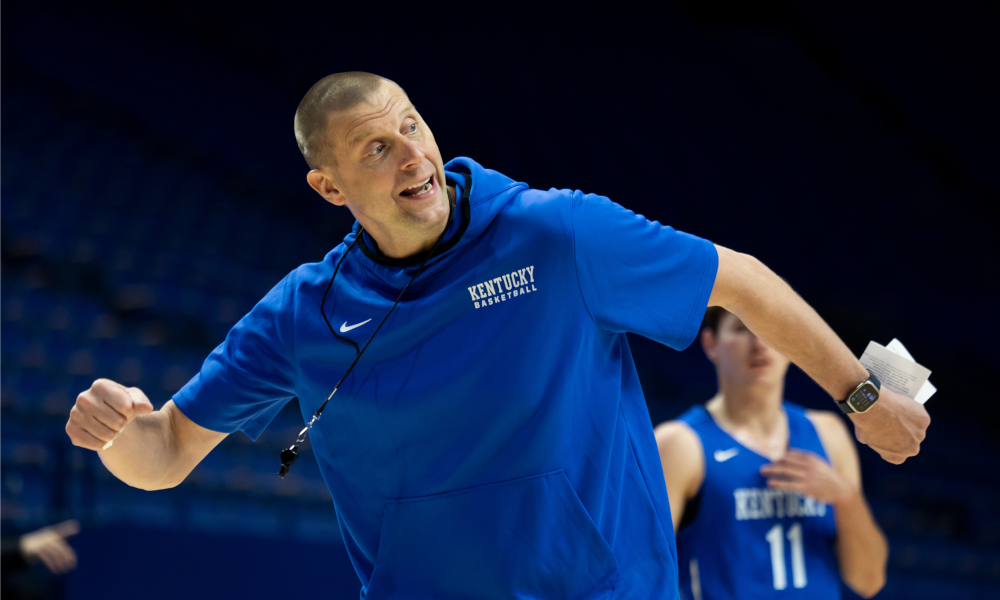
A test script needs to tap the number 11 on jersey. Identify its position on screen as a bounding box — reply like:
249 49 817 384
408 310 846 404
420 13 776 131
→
765 522 807 590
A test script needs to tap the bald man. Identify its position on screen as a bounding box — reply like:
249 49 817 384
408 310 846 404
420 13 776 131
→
66 72 928 599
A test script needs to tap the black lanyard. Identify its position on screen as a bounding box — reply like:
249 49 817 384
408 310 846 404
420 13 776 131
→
279 186 459 478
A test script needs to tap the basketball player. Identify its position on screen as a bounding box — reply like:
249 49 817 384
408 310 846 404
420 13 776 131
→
656 307 888 599
66 73 924 598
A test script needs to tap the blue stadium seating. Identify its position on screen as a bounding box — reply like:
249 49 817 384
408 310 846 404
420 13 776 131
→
2 4 997 597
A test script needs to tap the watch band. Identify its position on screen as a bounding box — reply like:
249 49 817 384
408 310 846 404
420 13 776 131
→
867 370 880 391
835 398 855 414
836 370 881 414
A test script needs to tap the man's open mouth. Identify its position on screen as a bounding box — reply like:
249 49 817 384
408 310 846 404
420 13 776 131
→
400 175 434 197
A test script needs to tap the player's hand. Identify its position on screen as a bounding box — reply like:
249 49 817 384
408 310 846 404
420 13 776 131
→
848 386 929 464
19 520 80 574
760 450 853 505
66 379 154 451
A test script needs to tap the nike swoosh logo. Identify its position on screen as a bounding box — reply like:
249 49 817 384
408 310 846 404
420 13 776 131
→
339 319 372 333
714 448 740 462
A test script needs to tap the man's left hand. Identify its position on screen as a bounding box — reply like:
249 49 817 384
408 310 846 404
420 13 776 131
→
849 386 930 465
760 450 853 505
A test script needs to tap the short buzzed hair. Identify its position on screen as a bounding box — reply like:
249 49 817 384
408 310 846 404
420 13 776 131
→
293 72 402 169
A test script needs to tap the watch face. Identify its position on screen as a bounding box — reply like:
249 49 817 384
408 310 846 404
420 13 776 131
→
848 382 879 413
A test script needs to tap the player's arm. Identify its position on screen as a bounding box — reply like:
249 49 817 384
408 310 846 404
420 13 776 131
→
761 411 888 598
654 421 705 532
66 379 227 491
708 245 930 464
810 412 888 598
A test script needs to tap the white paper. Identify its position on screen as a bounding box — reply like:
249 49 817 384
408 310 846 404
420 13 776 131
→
859 341 932 403
885 338 936 404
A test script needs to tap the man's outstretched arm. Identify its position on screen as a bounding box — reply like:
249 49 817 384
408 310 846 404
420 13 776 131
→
708 245 930 463
66 379 227 490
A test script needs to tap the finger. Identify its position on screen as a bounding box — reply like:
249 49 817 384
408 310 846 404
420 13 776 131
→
78 412 120 442
89 399 130 432
766 478 806 493
65 422 108 451
869 437 919 462
37 547 60 573
875 448 907 465
772 455 809 469
50 540 77 572
760 462 792 475
51 520 80 538
78 387 131 429
91 379 137 421
762 458 807 473
784 449 817 462
767 454 804 466
52 549 76 574
40 548 67 574
37 545 73 574
128 387 154 415
760 464 805 480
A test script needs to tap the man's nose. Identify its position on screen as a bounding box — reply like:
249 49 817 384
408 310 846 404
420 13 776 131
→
397 136 425 170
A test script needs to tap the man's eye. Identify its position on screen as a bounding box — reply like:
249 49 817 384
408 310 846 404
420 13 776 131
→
408 123 417 133
370 144 385 156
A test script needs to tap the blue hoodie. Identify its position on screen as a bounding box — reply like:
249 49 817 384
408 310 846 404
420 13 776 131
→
174 157 719 599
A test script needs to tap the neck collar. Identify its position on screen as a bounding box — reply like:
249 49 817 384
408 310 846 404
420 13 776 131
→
356 172 472 267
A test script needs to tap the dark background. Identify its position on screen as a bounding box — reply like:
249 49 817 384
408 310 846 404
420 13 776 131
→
2 0 998 598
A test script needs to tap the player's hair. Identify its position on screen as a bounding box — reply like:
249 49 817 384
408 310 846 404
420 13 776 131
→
294 72 403 169
701 306 730 334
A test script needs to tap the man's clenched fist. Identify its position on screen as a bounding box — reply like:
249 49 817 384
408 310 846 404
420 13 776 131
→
850 386 930 464
66 379 154 451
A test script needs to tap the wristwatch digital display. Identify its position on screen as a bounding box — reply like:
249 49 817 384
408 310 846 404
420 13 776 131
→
836 370 881 414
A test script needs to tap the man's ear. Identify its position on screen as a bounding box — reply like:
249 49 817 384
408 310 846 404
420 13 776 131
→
306 169 347 206
701 329 719 364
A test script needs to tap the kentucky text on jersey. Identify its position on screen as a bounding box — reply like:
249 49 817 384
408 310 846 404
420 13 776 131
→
734 488 827 521
467 265 537 308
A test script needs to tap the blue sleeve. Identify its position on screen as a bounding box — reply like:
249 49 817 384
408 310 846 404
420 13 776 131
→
172 273 298 440
571 192 719 350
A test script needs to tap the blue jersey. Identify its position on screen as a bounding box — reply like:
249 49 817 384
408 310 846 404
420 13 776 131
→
676 403 840 600
173 157 718 599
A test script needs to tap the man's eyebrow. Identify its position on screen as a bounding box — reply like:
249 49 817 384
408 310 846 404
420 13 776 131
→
347 104 418 151
348 128 378 150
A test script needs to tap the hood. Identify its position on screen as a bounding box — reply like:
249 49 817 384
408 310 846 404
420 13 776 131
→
339 157 527 293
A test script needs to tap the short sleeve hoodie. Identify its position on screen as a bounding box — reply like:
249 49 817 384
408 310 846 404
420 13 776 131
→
174 157 719 599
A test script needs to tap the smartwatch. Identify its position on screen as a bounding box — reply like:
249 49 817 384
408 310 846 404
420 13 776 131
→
836 370 881 414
